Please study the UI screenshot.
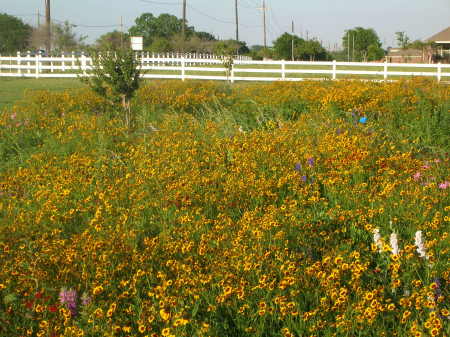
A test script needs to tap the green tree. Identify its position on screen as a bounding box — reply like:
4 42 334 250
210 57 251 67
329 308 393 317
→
128 13 193 48
343 27 383 61
149 37 172 53
30 21 86 53
273 33 303 60
195 31 216 41
395 31 410 49
95 30 129 50
298 39 329 61
53 21 87 52
273 33 328 61
0 13 32 54
80 49 142 127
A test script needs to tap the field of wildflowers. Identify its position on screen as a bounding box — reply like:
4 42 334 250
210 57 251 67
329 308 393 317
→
0 79 449 337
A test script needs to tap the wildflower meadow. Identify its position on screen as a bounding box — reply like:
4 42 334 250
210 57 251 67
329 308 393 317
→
0 78 449 337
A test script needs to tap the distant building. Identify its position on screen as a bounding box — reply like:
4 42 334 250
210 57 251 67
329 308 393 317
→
387 26 450 63
386 48 425 63
426 26 450 59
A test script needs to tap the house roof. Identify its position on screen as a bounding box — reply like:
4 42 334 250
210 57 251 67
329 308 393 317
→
427 26 450 42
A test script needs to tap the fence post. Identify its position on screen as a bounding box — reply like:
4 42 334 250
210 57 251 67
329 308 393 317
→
27 51 31 74
81 52 87 76
181 56 186 81
62 53 66 72
35 52 40 79
17 51 21 76
437 63 441 83
281 60 286 80
71 51 75 70
383 60 388 81
231 62 235 83
332 60 337 80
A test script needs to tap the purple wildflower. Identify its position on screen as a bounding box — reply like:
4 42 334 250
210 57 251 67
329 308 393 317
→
294 163 302 171
301 175 307 182
81 292 92 306
438 181 449 189
307 157 315 167
59 288 77 316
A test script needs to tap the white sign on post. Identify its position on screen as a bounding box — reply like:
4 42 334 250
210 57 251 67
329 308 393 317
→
131 36 144 51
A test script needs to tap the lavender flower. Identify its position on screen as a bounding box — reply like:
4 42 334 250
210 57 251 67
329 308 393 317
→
59 288 78 316
438 181 449 189
81 292 92 306
301 175 307 182
307 157 315 167
294 163 302 172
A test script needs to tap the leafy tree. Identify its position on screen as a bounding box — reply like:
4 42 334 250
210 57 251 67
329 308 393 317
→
298 39 329 61
195 31 216 41
95 31 130 50
80 48 142 127
128 13 193 48
53 21 87 52
30 21 86 53
342 27 384 61
395 31 410 49
149 37 172 53
0 13 32 54
273 33 303 60
273 33 329 60
367 43 385 61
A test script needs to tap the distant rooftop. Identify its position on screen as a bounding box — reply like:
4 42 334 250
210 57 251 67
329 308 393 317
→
427 26 450 42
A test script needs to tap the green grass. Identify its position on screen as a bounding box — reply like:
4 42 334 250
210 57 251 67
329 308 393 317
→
0 77 85 110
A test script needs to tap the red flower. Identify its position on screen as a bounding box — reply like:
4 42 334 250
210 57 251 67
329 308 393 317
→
34 292 43 299
25 300 34 309
48 304 58 313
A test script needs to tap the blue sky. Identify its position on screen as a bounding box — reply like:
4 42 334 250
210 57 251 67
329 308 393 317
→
3 0 450 49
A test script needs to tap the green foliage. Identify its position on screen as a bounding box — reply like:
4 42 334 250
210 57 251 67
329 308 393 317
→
273 33 302 60
395 31 410 49
128 13 193 48
342 27 384 61
148 37 173 53
273 33 329 60
0 13 32 54
95 30 130 51
80 49 142 126
52 21 87 53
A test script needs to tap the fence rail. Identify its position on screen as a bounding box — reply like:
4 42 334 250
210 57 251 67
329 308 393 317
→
1 52 449 82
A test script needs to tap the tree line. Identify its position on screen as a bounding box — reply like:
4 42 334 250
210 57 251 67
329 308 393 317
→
1 11 402 62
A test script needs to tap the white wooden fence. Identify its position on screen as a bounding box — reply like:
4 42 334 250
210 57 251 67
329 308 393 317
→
1 52 449 82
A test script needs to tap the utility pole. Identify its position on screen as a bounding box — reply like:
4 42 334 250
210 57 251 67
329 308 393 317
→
259 0 267 49
182 0 187 40
235 0 239 41
347 32 350 61
45 0 51 53
291 20 294 61
120 16 124 49
352 34 355 61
